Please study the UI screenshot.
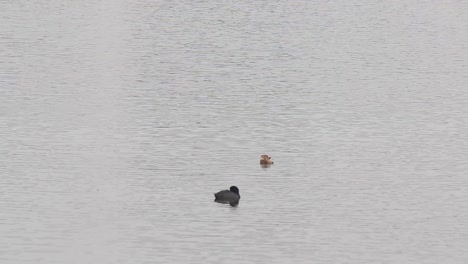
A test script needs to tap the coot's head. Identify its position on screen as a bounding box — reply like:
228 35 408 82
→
229 186 239 194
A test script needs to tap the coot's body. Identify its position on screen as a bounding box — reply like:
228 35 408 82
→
214 186 240 202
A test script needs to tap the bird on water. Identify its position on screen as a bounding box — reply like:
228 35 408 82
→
260 154 274 165
214 186 240 202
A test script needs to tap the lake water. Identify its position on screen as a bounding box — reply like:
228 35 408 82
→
1 1 467 263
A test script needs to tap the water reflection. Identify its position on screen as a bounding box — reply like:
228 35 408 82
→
214 199 239 207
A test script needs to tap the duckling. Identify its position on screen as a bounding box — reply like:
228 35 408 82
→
260 154 274 165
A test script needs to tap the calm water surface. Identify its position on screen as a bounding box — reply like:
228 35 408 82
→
1 1 467 263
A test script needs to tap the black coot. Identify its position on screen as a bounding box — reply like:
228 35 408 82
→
214 186 240 202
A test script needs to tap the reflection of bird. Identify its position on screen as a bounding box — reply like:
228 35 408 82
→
214 186 240 202
260 154 274 165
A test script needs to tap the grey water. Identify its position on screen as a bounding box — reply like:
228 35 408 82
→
1 1 467 263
